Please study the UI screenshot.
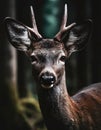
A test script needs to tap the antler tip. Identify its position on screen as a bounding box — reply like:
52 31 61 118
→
30 5 33 12
60 3 68 29
30 5 34 16
64 4 68 22
65 4 67 11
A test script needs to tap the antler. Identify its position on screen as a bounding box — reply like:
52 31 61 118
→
55 4 76 41
60 4 68 30
26 6 42 39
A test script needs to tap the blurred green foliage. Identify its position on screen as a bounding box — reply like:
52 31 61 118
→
42 0 61 38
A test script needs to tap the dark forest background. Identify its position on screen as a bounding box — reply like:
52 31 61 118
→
0 0 101 130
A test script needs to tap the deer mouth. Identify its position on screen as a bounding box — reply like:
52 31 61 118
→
41 83 54 89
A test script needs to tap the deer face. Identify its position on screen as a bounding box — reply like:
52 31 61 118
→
5 5 92 89
26 39 67 88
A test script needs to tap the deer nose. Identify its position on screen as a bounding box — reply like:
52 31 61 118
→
40 72 56 88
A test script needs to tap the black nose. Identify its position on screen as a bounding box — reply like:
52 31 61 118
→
40 72 56 88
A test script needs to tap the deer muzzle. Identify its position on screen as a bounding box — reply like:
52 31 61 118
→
39 72 56 89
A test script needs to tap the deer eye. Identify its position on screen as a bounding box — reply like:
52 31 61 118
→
30 55 38 63
59 55 66 62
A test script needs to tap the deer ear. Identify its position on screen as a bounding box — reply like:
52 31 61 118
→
5 17 31 51
62 20 92 55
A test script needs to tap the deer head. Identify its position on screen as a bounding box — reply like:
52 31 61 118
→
5 4 92 89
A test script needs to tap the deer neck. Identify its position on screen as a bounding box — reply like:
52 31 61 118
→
36 71 80 130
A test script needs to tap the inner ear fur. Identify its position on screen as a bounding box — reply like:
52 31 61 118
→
5 17 31 51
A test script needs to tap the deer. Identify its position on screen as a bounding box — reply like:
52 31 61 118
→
4 4 101 130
